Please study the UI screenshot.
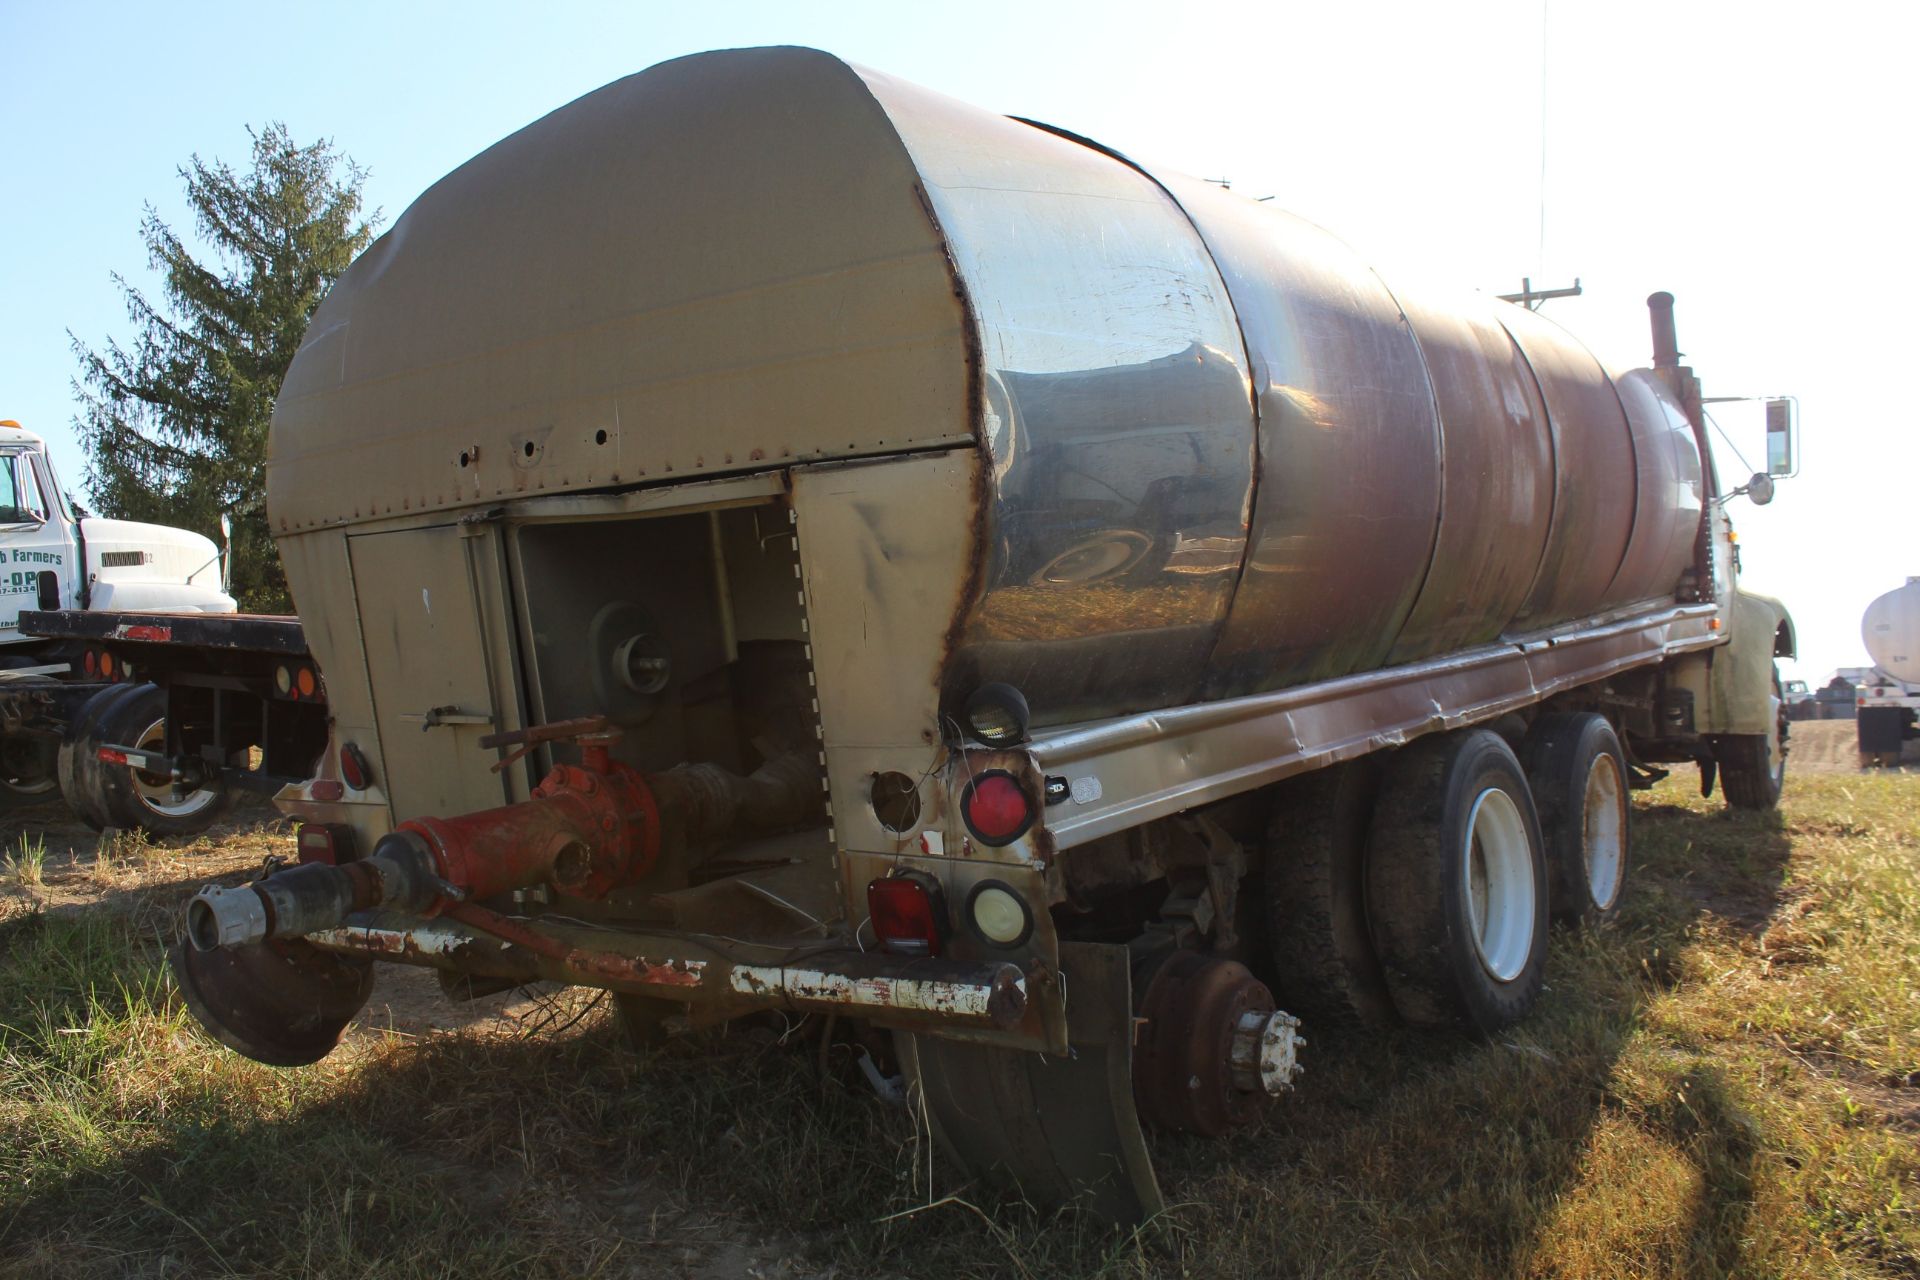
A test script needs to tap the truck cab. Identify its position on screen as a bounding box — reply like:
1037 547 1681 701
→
0 419 236 647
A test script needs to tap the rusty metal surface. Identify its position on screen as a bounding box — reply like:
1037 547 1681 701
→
858 65 1255 722
1150 173 1441 693
1132 951 1276 1136
1388 296 1556 662
1032 602 1722 850
305 908 1038 1034
1605 369 1706 605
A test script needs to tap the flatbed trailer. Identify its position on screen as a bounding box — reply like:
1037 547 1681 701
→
19 608 326 829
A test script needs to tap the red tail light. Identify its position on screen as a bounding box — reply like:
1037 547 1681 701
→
962 770 1037 845
339 742 372 791
867 872 946 957
296 822 357 865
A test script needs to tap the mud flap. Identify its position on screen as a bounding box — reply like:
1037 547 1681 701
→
899 940 1163 1224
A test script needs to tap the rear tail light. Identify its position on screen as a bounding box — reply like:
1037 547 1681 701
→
83 650 97 676
867 871 947 957
296 822 357 865
961 770 1037 845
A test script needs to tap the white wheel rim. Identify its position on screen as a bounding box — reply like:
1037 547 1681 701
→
1582 754 1626 910
128 717 221 818
1767 690 1786 788
1464 786 1535 982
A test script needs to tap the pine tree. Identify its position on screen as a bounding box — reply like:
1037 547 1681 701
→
71 124 378 613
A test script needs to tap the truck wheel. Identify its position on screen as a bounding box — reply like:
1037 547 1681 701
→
0 736 59 805
613 994 682 1048
1521 714 1630 927
93 685 232 837
1718 670 1786 811
57 684 146 831
1262 760 1396 1027
1365 730 1549 1033
0 675 61 805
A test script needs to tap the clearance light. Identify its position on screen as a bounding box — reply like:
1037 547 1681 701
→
966 879 1034 949
961 770 1037 846
867 872 946 957
963 682 1031 746
339 742 372 792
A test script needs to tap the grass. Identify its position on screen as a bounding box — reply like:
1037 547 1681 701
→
0 771 1915 1277
3 832 46 891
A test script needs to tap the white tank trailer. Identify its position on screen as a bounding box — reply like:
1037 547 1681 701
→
173 48 1796 1222
1858 578 1920 765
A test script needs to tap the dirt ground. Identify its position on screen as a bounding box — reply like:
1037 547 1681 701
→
1790 716 1920 772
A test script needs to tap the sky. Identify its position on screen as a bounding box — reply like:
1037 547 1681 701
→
2 0 1912 683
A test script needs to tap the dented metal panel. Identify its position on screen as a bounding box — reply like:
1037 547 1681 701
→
1032 602 1721 849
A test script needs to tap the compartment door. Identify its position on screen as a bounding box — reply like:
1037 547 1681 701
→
349 525 504 821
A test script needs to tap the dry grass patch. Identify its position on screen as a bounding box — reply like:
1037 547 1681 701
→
0 773 1916 1277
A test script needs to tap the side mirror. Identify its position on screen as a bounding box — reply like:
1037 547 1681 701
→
218 512 234 594
1745 472 1776 506
1764 398 1797 477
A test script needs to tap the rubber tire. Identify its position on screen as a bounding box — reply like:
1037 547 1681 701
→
1263 760 1397 1027
1522 714 1631 927
93 684 233 837
1718 670 1786 811
57 684 146 831
614 994 683 1049
1365 729 1550 1034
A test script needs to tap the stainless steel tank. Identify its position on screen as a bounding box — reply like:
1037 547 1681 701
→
269 46 1705 735
1864 579 1920 686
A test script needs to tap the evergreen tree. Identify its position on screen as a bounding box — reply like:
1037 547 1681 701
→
71 124 378 612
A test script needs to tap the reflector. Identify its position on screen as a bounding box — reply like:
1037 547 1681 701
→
339 742 372 791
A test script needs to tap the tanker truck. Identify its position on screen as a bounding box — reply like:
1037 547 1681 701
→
1857 579 1920 766
170 47 1796 1224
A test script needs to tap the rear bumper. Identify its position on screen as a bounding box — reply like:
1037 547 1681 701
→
306 909 1043 1038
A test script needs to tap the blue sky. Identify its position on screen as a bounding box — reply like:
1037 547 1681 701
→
2 0 1912 680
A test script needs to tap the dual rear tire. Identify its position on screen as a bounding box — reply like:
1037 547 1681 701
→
57 683 231 836
1264 713 1630 1035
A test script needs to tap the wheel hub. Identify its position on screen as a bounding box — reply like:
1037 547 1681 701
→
1133 951 1304 1136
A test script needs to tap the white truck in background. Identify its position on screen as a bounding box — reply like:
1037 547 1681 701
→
1858 578 1920 766
0 418 239 825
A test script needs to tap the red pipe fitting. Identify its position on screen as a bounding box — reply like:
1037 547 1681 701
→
401 755 661 902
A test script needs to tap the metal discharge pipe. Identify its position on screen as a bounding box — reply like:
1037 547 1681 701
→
185 748 821 951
